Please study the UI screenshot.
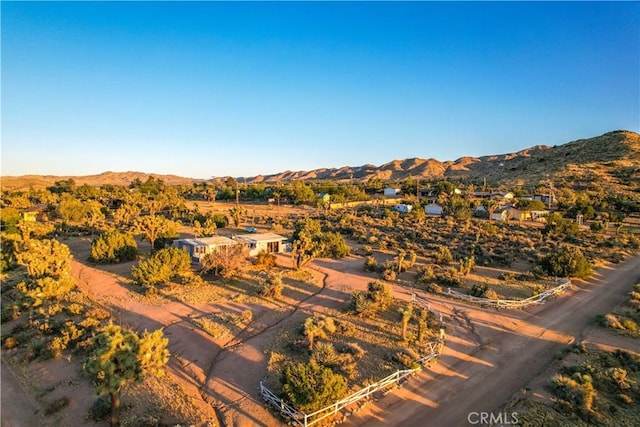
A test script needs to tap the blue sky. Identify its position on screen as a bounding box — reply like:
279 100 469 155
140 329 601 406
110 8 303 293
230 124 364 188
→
2 1 639 179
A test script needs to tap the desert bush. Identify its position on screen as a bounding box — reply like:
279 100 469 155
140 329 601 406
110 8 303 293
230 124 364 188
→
498 272 516 281
255 250 276 269
393 347 420 369
1 304 21 322
311 342 340 367
210 213 228 228
88 395 111 421
363 256 379 272
131 247 192 289
201 243 249 278
349 291 375 317
303 315 336 350
607 367 632 391
597 313 625 330
416 266 435 284
434 269 462 287
322 231 351 258
3 336 18 350
367 281 392 309
90 230 137 263
434 246 453 265
280 361 348 412
382 268 397 281
549 373 596 419
44 397 70 416
261 271 284 299
469 283 490 298
539 245 593 279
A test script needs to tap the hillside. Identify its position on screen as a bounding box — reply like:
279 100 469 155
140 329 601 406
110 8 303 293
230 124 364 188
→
243 130 640 190
0 171 203 191
2 130 638 191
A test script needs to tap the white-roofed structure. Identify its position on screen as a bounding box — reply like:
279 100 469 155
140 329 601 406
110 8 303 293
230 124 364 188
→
233 233 289 256
173 236 236 263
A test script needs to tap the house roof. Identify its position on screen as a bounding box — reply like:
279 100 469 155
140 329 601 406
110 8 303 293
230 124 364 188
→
176 236 236 247
234 233 288 243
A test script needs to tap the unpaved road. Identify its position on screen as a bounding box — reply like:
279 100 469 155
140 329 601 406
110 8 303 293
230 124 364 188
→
346 256 640 426
1 359 42 427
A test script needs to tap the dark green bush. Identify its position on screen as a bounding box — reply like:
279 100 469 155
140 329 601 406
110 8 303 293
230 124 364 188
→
280 361 347 412
90 230 137 263
131 247 192 289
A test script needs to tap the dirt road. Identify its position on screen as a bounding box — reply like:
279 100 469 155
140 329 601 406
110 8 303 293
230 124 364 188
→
1 359 42 427
346 256 640 427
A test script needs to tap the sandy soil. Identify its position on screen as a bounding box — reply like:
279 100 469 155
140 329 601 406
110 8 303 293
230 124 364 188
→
3 234 638 427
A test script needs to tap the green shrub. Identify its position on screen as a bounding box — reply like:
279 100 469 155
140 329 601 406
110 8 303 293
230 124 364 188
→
434 246 453 265
363 256 378 272
281 362 348 412
211 213 228 228
382 268 397 281
321 232 350 258
311 342 339 367
90 230 137 263
131 247 191 289
539 245 593 279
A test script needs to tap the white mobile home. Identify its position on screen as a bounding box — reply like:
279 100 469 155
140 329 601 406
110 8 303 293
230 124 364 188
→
384 187 401 197
424 203 444 216
173 236 237 263
393 204 413 213
233 233 288 257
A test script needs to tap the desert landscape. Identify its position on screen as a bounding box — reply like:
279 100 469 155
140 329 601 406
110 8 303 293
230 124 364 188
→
1 130 640 427
3 2 639 426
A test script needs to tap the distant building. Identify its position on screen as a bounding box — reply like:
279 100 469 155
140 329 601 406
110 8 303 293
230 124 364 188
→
470 191 514 201
424 203 444 216
317 193 331 203
20 205 46 222
393 204 413 213
384 188 401 197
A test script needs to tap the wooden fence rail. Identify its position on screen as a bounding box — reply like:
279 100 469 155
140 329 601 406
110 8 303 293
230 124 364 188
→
446 278 572 309
260 327 445 426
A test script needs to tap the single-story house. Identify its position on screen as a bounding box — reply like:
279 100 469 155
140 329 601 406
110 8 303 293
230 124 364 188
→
384 187 401 197
233 232 288 257
393 204 413 213
470 191 514 201
20 206 46 222
173 236 237 263
491 208 510 222
508 208 530 222
531 210 551 222
424 203 444 216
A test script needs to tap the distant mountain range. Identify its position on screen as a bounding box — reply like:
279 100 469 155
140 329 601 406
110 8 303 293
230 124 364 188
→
2 130 638 191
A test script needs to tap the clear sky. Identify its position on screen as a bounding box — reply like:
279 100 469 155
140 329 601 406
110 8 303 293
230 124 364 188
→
2 1 639 179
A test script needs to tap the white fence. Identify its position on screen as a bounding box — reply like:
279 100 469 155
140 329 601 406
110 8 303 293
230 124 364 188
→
260 297 445 426
446 278 572 309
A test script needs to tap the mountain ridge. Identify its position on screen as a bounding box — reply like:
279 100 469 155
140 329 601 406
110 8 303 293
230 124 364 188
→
2 130 638 190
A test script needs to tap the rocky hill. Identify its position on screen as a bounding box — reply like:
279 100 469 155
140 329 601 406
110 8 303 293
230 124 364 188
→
2 130 638 191
244 130 639 186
